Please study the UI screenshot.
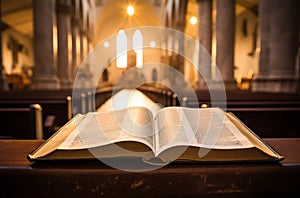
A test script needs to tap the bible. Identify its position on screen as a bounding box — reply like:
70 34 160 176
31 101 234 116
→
28 105 283 164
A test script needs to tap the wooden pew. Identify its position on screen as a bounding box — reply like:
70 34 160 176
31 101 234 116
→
60 88 98 114
0 90 73 139
0 104 43 139
94 87 116 110
93 87 300 138
94 85 178 109
180 89 300 138
137 86 168 106
94 86 300 138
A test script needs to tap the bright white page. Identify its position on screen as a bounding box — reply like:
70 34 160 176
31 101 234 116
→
58 107 155 151
155 107 253 155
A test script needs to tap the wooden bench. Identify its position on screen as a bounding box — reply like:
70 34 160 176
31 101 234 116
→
94 87 115 110
0 88 114 138
0 104 43 139
180 89 300 138
94 85 178 110
0 90 73 138
72 89 95 114
137 85 178 107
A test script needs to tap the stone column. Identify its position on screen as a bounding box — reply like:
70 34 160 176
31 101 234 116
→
256 0 271 78
270 1 298 77
252 0 299 93
198 0 212 86
80 29 84 63
299 24 300 81
0 0 7 90
57 0 72 89
71 17 79 79
177 0 188 75
0 23 4 90
215 0 235 88
33 0 59 89
83 31 89 58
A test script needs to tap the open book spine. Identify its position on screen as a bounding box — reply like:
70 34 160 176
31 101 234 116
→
27 114 85 161
226 112 283 160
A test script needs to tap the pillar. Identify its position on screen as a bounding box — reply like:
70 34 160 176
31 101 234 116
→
270 0 298 78
216 0 235 88
71 17 79 79
0 21 3 90
80 28 84 63
177 0 188 74
57 0 72 89
256 0 271 78
0 0 8 90
33 0 60 89
252 0 299 93
198 0 212 86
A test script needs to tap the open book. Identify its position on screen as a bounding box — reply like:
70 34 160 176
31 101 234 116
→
28 102 283 164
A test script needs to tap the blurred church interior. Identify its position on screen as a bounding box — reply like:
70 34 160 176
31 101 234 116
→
1 0 300 140
1 1 300 196
1 0 299 93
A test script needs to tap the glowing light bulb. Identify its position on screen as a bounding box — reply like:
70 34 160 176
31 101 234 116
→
150 41 156 48
189 16 197 25
127 5 134 16
103 41 110 48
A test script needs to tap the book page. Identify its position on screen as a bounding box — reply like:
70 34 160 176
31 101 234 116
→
155 107 253 155
58 107 155 151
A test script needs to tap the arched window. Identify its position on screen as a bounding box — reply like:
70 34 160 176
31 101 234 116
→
132 29 143 68
116 29 127 68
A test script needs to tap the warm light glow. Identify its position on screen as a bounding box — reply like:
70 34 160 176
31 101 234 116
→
127 5 135 16
189 16 197 25
103 41 110 48
116 29 127 68
133 29 143 68
149 41 156 48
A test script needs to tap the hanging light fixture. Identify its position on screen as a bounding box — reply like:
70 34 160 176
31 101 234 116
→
127 5 135 16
